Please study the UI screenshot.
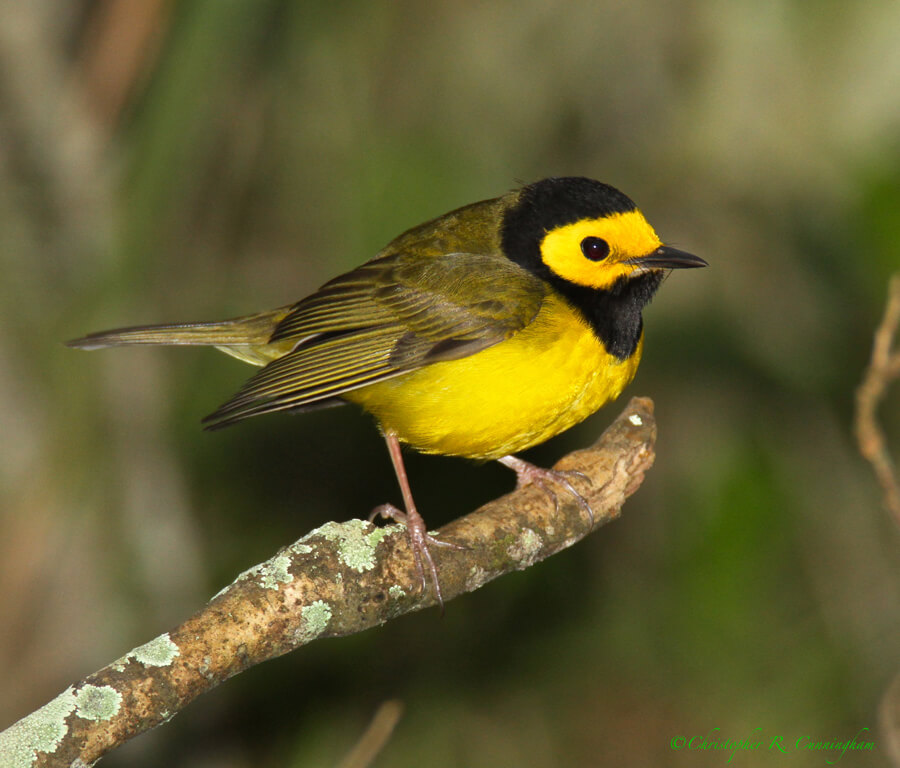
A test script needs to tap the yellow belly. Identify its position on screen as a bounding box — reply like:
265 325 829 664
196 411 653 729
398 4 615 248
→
344 294 643 460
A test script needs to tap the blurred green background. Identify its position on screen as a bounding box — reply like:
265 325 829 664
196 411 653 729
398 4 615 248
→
2 1 899 766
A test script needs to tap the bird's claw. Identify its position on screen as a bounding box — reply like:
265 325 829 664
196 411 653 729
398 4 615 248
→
370 504 465 613
498 455 595 528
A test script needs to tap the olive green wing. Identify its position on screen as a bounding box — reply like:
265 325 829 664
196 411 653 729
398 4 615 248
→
202 251 546 429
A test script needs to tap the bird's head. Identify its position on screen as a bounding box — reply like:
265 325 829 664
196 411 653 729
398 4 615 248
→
501 177 707 290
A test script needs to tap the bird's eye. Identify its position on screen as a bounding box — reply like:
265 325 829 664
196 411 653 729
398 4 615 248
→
580 237 610 261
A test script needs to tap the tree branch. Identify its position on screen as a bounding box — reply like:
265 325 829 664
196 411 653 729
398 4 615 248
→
0 396 656 768
855 272 900 526
856 274 900 768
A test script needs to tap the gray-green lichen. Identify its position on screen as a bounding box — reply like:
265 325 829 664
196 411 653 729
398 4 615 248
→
308 519 400 573
465 565 490 592
109 633 180 672
288 541 314 557
0 687 77 767
388 585 406 599
507 528 543 568
74 684 121 722
129 633 180 667
213 542 314 599
292 600 332 644
256 553 293 589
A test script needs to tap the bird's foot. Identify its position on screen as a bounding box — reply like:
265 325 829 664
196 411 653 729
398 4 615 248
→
497 454 595 527
369 503 464 612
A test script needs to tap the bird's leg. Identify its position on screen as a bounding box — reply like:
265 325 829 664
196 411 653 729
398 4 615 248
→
369 431 462 611
497 454 595 527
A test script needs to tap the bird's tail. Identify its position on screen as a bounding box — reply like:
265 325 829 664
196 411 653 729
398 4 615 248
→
66 307 293 366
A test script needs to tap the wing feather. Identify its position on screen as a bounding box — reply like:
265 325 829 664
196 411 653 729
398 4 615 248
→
204 251 546 428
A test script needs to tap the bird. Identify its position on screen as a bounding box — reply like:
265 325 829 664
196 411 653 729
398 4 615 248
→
67 176 706 607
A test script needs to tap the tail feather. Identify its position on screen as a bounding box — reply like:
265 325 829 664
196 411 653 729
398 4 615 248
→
66 307 293 366
66 308 291 349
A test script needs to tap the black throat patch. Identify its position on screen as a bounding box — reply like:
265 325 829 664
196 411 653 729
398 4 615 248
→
548 271 664 360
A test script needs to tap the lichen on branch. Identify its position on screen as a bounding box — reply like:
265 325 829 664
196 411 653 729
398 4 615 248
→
0 396 657 768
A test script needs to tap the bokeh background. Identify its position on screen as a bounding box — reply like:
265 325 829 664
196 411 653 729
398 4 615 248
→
2 1 899 766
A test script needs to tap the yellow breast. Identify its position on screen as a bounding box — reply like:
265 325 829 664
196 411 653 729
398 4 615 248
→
344 293 643 460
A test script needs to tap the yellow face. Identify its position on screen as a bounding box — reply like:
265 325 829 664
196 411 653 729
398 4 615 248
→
539 209 663 290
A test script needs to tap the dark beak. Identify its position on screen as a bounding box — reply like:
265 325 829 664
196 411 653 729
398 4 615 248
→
631 246 708 270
